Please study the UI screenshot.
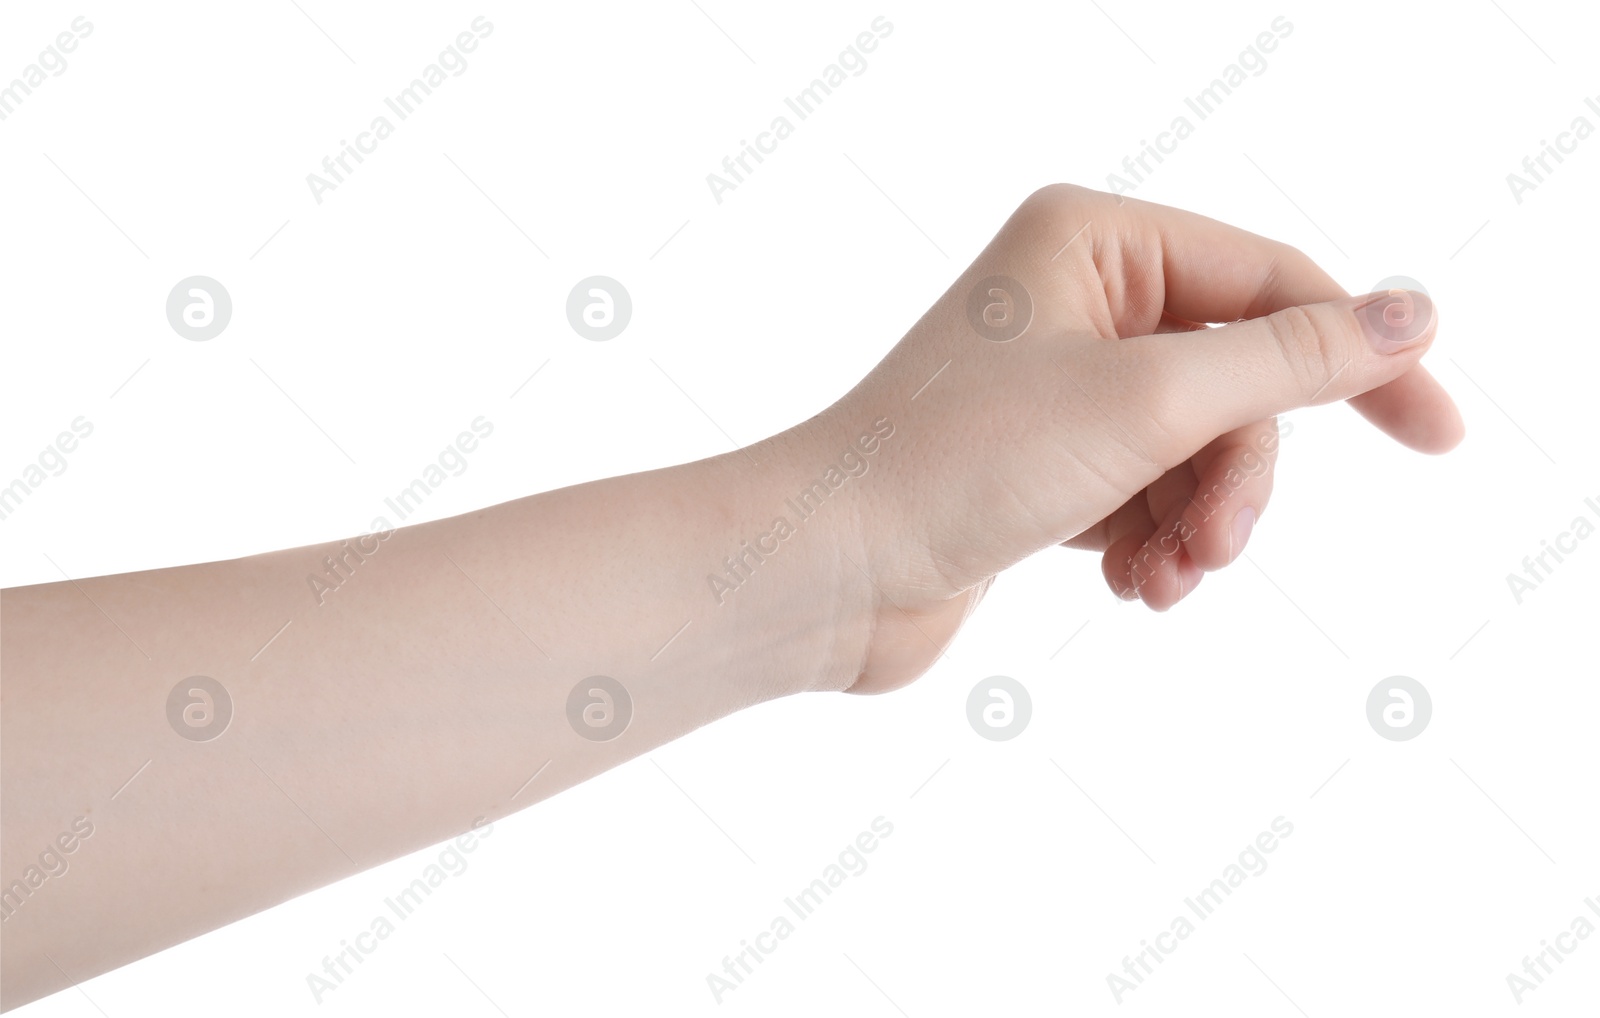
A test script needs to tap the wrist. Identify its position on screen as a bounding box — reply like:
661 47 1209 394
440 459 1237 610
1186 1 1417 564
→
776 396 992 696
694 421 880 697
749 406 966 696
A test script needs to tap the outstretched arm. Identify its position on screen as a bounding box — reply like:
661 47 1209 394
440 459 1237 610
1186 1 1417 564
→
1 184 1461 1009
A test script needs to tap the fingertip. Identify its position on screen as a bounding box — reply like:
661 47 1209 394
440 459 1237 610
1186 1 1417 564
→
1176 554 1203 605
1416 400 1467 454
1102 533 1143 600
1140 553 1203 612
1227 506 1255 566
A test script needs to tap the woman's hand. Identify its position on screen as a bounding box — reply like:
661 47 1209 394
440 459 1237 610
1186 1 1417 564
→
798 184 1464 693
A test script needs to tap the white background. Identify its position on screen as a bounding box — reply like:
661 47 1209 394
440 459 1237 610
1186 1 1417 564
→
2 0 1597 1014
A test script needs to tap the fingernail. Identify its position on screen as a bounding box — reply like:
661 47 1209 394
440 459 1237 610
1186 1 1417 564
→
1116 572 1139 600
1230 507 1256 562
1354 288 1435 353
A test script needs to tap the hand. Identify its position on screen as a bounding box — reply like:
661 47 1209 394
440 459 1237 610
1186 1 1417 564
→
799 184 1464 693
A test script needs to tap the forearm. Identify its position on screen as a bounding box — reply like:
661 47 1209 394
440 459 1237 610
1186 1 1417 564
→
0 423 871 1007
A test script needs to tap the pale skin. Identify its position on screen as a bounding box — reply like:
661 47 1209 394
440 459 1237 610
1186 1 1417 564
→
0 184 1463 1008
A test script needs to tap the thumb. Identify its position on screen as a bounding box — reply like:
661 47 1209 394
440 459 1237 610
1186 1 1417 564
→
1139 288 1438 457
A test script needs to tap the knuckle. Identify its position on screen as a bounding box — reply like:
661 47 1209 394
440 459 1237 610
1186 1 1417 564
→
1021 182 1087 213
1253 256 1286 318
1264 304 1346 399
1250 242 1319 317
1016 182 1121 225
1273 240 1313 271
1008 184 1106 260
